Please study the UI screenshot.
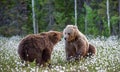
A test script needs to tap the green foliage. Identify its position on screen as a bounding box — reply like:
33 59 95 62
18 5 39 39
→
77 14 85 33
111 16 119 25
84 3 99 36
0 26 18 37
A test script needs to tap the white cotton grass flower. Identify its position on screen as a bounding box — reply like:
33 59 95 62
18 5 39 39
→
0 36 120 72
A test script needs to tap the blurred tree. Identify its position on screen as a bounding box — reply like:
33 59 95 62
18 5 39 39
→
77 0 85 33
0 0 119 37
74 0 77 26
106 0 110 34
84 0 90 35
32 0 38 34
54 0 74 30
109 0 119 35
46 0 55 30
0 0 28 36
119 0 120 39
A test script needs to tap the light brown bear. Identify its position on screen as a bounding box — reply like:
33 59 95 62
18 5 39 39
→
63 25 96 61
18 31 62 67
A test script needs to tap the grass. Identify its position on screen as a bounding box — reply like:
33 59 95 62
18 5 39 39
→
0 36 120 72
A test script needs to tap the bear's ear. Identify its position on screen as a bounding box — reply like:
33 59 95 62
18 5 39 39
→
48 30 54 32
50 32 57 37
73 25 78 29
53 33 57 37
52 32 62 37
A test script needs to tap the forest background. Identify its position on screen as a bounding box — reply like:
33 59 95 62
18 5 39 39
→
0 0 120 38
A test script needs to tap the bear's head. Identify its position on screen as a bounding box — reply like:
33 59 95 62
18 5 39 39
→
47 31 62 45
63 25 78 42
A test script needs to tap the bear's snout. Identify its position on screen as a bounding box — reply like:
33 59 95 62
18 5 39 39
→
64 38 66 40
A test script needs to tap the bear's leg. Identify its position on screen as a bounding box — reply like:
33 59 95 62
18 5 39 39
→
66 53 75 61
35 53 42 66
65 45 76 61
18 48 30 66
75 44 87 60
42 49 51 67
87 44 96 57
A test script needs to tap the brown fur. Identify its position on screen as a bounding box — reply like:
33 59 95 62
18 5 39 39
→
87 44 96 57
18 31 62 66
63 25 96 61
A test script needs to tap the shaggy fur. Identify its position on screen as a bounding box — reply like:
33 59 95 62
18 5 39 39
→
18 31 62 66
63 25 96 61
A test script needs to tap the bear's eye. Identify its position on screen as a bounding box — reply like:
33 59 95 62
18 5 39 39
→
68 33 70 35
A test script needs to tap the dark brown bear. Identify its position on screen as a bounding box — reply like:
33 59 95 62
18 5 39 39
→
18 31 62 66
63 25 96 61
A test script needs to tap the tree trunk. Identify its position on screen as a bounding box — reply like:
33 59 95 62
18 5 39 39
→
77 0 84 17
84 1 89 35
74 0 77 26
85 4 87 35
106 0 110 34
118 0 120 39
32 0 38 34
46 0 55 30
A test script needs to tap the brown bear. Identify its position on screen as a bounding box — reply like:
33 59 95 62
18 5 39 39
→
63 25 96 61
18 31 62 66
